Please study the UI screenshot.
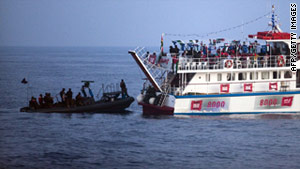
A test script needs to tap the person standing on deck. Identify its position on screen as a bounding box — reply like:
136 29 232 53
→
120 79 128 98
66 88 73 107
172 55 179 73
174 45 180 55
75 92 83 106
38 94 44 107
242 41 248 54
59 88 65 103
169 46 175 55
145 51 150 59
29 97 38 110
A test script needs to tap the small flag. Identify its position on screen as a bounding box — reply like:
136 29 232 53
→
216 38 225 43
160 33 164 53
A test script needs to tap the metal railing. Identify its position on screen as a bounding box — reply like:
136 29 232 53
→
133 47 172 89
96 83 120 99
178 55 292 71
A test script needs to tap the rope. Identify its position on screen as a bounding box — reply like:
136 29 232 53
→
165 12 271 39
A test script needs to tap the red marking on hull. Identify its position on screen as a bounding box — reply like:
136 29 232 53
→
138 102 174 115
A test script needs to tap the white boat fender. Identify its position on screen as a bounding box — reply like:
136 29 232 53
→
137 94 144 103
149 97 155 105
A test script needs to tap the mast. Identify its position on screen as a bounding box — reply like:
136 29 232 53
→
271 5 275 31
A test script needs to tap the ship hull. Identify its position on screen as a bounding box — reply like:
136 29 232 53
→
138 102 174 115
174 91 300 116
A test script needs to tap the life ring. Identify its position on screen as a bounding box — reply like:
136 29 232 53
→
277 55 285 67
225 60 233 68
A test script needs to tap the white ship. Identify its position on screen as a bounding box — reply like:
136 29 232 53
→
129 6 300 116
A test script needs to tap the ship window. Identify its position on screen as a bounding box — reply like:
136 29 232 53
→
217 73 222 81
271 42 289 55
284 71 292 79
280 71 284 79
281 43 289 55
273 71 278 79
187 73 195 82
206 74 210 82
278 71 281 79
238 72 246 80
250 72 258 80
226 73 235 81
261 72 269 80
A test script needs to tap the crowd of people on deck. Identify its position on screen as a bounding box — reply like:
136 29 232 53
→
145 39 299 71
180 40 270 58
28 88 80 110
29 94 54 110
28 80 129 110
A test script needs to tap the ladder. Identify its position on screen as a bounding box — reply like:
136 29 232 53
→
158 84 170 107
129 47 172 92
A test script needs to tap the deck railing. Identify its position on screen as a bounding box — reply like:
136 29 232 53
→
178 55 293 71
131 47 172 91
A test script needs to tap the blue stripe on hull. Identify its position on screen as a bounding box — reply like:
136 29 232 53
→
174 111 300 116
175 91 300 99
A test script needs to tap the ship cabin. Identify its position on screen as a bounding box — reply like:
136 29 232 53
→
176 35 300 96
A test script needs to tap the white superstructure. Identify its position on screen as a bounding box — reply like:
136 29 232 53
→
175 53 300 115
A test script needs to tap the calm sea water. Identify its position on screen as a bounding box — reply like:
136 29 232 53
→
0 47 300 169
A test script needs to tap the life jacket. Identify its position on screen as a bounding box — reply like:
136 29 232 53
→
38 97 43 104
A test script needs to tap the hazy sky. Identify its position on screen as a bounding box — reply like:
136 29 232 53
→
0 0 298 47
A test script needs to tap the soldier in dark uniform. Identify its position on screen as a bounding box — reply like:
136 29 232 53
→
59 88 65 103
120 79 128 98
66 88 73 107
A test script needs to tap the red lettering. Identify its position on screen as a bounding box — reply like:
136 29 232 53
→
207 101 211 108
212 101 216 108
260 99 264 106
274 99 277 105
264 99 268 106
216 101 220 108
269 99 273 106
221 101 225 107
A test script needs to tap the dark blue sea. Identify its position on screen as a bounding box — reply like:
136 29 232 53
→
1 47 300 169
